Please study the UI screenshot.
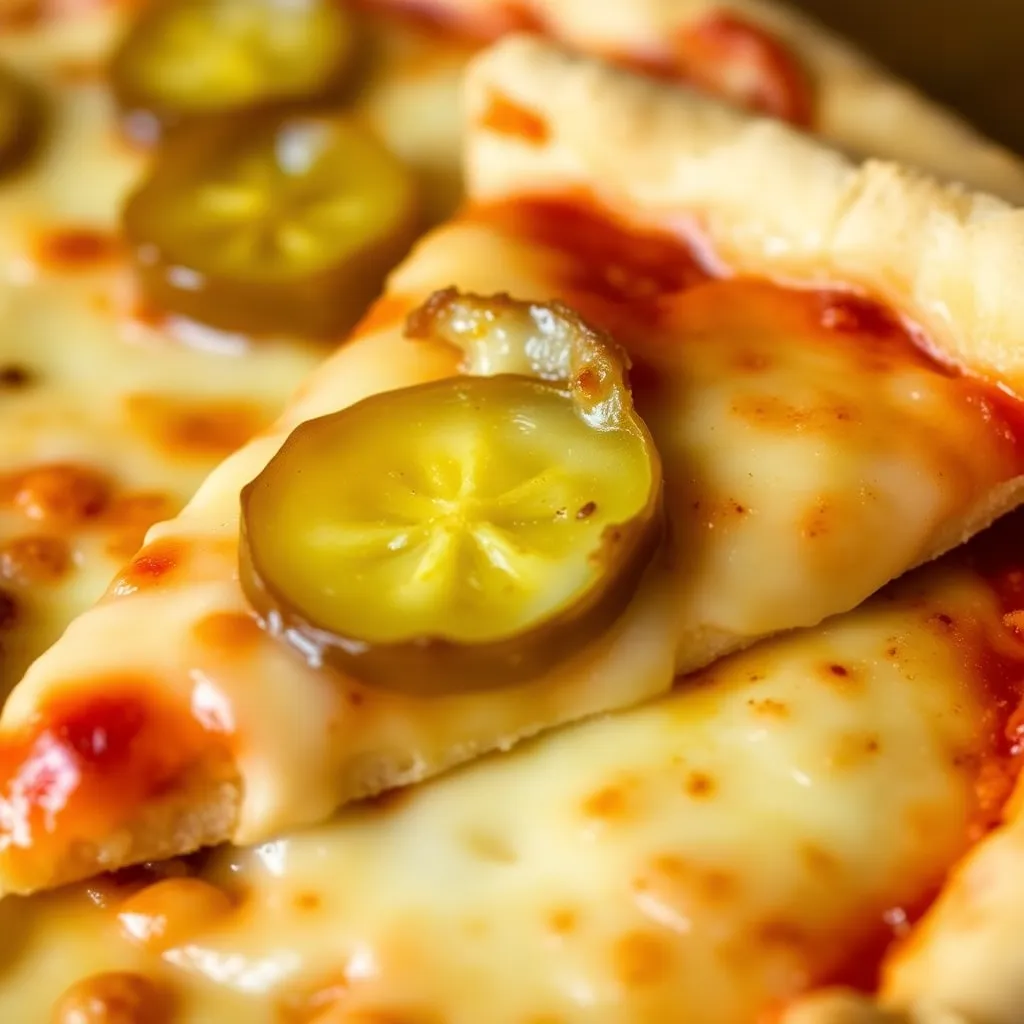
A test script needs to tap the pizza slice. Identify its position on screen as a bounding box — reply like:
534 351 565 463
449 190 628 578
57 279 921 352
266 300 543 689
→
6 0 1020 706
2 508 1024 1024
3 36 1024 896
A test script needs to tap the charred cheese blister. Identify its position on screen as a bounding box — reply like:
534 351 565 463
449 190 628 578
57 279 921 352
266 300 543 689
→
1 517 1023 1023
3 41 1024 897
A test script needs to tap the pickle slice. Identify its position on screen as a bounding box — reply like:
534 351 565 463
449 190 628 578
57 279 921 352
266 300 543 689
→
241 293 663 693
123 112 418 338
111 0 357 143
0 62 40 179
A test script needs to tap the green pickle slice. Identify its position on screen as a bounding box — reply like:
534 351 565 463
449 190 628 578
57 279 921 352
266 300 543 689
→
111 0 357 142
241 291 664 693
0 62 40 179
123 112 418 338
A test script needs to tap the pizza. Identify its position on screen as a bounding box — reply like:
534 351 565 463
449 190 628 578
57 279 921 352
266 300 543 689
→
2 4 1024 1023
1 508 1022 1022
2 0 1024 703
2 33 1024 909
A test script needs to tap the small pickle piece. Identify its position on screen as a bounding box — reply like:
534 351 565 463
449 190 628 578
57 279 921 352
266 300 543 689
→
123 112 418 338
111 0 357 143
0 62 40 179
241 291 664 693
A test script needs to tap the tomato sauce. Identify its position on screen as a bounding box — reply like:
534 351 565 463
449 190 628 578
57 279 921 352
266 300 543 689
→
0 675 233 892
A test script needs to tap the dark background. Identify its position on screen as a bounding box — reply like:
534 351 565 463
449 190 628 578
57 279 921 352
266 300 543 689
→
791 0 1023 154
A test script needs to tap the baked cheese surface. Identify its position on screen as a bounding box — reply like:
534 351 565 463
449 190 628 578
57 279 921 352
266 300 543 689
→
0 2 485 696
1 192 1022 894
0 521 1020 1023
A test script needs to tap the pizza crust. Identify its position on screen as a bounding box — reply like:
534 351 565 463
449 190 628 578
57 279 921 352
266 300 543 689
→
433 0 1024 201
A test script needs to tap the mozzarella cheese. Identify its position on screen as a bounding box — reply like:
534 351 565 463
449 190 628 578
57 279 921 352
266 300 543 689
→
1 189 1022 895
0 529 1020 1023
0 1 485 697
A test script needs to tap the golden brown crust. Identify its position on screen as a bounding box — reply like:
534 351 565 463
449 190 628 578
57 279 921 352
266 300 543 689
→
427 0 1024 201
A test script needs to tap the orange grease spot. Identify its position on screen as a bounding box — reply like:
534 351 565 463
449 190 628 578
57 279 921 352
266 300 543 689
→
684 771 716 798
113 538 185 596
193 612 263 654
125 393 268 461
0 534 70 585
32 226 120 271
2 463 110 525
479 91 550 144
612 930 673 988
582 784 629 820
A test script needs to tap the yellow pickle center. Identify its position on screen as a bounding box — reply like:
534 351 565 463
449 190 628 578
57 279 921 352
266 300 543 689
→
240 291 664 690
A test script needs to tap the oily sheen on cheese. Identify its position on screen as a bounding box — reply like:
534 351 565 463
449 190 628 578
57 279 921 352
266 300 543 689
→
0 2 491 698
4 166 1024 896
1 6 1023 701
1 517 1023 1024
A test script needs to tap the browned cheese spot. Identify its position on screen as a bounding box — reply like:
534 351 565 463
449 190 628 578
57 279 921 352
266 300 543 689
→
0 534 70 585
818 662 862 694
829 731 882 770
32 226 120 271
635 853 738 907
684 771 717 799
0 364 33 388
747 697 790 719
293 890 322 912
112 538 187 595
52 971 173 1024
691 496 751 529
117 877 233 954
730 393 861 433
612 929 673 988
547 906 579 935
801 497 834 541
193 611 263 654
6 463 110 524
125 392 269 461
582 783 631 820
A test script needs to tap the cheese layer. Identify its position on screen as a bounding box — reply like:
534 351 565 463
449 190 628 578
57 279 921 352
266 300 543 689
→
1 196 1023 892
0 2 484 696
1 516 1023 1023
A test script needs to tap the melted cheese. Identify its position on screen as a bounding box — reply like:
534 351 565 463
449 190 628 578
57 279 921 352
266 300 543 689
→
2 194 1023 895
0 2 488 696
0 538 1019 1022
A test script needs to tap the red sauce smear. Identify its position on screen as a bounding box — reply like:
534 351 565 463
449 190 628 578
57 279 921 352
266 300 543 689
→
471 196 1024 469
0 676 232 892
469 198 710 342
814 510 1024 995
670 12 814 127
